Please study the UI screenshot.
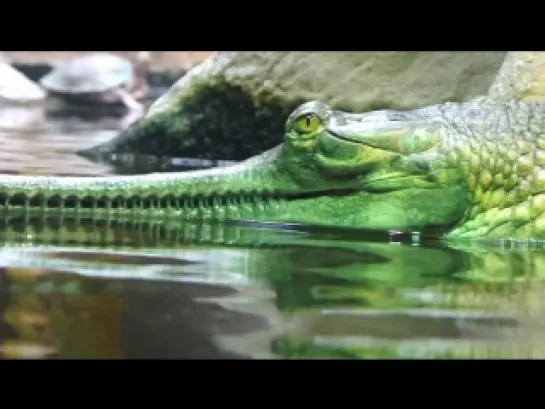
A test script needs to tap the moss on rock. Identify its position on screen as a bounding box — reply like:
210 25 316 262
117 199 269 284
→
79 81 299 162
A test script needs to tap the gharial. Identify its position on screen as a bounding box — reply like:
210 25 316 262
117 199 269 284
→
2 52 545 241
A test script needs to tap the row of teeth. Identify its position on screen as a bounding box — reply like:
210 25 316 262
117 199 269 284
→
0 193 287 211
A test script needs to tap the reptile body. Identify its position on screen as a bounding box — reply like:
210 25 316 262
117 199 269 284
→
1 52 545 240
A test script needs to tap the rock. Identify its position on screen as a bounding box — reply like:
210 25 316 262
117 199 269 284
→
79 51 506 164
0 105 45 132
0 61 46 131
0 62 46 103
4 52 211 91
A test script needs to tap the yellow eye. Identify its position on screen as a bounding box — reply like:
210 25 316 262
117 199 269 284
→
293 113 323 134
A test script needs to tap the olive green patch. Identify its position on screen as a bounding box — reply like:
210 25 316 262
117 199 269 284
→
78 82 300 163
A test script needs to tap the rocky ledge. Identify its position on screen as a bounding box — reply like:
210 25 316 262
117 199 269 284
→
78 52 507 165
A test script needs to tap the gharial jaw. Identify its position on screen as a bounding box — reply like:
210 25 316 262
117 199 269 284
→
0 144 372 226
0 145 298 221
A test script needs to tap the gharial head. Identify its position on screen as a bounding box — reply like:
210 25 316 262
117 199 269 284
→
265 100 470 232
280 100 461 190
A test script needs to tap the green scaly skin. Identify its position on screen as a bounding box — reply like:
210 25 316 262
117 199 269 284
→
0 96 544 240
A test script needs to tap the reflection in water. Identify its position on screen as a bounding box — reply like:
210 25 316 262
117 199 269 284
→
1 269 123 359
0 259 279 359
0 116 116 176
0 218 544 359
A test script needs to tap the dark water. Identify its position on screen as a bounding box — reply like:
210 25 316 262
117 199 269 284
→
0 105 544 359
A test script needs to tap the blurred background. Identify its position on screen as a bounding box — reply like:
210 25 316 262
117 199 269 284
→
0 51 211 176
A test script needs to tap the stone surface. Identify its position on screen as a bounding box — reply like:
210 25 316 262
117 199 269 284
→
488 51 545 102
80 52 507 164
2 52 213 92
152 51 506 115
0 62 46 103
3 52 212 72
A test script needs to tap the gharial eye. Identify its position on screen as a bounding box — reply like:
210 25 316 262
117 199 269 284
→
292 113 323 134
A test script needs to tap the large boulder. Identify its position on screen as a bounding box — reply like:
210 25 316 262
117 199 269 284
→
79 51 506 164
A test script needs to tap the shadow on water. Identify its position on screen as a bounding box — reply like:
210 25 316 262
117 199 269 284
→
1 103 545 359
